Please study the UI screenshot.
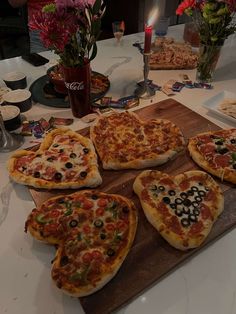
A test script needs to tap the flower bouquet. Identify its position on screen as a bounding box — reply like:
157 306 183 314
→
30 0 106 117
176 0 236 82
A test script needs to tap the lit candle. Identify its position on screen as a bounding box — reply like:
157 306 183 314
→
144 24 153 54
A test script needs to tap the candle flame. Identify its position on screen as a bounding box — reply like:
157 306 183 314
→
147 8 158 27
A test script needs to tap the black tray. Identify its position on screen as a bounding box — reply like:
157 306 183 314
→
29 72 110 109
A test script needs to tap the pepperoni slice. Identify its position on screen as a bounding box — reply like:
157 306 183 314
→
15 155 34 168
96 207 105 216
199 144 215 156
97 198 108 207
214 154 231 168
82 199 94 210
91 250 103 260
82 252 93 264
106 223 115 231
46 210 61 219
83 225 91 234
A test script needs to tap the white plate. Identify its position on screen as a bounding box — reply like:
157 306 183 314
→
203 91 236 125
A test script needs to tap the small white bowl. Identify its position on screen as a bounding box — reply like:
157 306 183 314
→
0 105 21 131
2 89 32 112
3 71 27 90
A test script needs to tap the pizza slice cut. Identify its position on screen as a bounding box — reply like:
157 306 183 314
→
133 170 224 250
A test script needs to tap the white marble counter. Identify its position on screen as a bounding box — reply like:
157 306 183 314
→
0 24 236 314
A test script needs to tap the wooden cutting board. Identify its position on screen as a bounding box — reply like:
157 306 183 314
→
29 99 236 314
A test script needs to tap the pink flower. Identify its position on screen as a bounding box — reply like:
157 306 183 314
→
176 0 197 15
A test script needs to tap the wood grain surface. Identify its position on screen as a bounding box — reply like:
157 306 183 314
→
29 99 236 314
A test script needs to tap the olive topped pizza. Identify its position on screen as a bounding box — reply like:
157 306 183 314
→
188 128 236 184
90 111 185 170
25 190 138 297
7 128 102 189
133 170 224 250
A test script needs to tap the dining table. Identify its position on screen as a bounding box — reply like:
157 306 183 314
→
0 23 236 314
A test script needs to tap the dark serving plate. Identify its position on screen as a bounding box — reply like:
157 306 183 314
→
29 72 110 109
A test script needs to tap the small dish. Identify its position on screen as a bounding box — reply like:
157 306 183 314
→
203 91 236 124
0 87 11 104
0 105 21 131
3 71 27 90
2 89 32 112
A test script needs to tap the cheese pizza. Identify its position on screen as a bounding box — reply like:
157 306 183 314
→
133 170 224 250
25 190 138 297
8 128 102 189
90 111 185 170
188 129 236 184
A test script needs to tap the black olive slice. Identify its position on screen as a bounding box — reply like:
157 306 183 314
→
34 171 40 178
168 190 176 196
150 185 158 191
189 214 198 222
195 196 202 203
191 186 199 192
69 220 78 228
70 153 77 158
180 192 187 199
175 208 183 217
59 149 64 153
60 255 69 267
215 140 223 145
83 148 89 154
170 203 177 209
100 233 106 240
53 143 59 147
205 187 209 191
163 197 170 204
107 248 115 257
22 166 27 171
187 190 194 196
183 207 190 215
198 190 206 197
58 198 65 204
175 198 183 205
65 162 73 169
230 139 236 144
181 218 190 227
183 198 192 207
158 186 165 191
91 194 98 200
35 154 42 158
218 147 229 154
122 206 129 214
233 164 236 170
198 182 203 186
80 171 87 178
192 201 199 208
54 172 62 181
47 157 54 162
193 208 200 216
94 219 103 228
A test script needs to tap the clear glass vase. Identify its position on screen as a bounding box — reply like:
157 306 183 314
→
196 44 222 83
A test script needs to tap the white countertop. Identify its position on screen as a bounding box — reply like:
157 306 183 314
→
0 24 236 314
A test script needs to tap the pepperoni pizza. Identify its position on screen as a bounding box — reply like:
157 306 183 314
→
90 111 185 170
133 170 224 250
25 190 138 297
188 129 236 184
8 128 102 189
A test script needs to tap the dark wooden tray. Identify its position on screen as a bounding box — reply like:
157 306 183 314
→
29 99 236 314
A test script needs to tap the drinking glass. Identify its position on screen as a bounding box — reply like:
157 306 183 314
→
112 21 125 44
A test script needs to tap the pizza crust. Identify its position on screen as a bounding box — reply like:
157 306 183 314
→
25 190 138 297
188 130 236 184
7 128 102 189
90 111 185 170
133 170 224 250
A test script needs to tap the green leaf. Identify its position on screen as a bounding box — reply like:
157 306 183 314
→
89 43 97 61
92 0 102 15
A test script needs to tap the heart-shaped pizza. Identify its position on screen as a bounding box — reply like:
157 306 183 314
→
90 111 185 170
133 170 224 250
188 128 236 184
8 128 102 189
25 190 138 297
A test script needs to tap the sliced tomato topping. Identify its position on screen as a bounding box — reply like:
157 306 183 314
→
106 223 115 231
82 252 93 264
214 154 231 168
83 225 91 234
82 199 94 210
44 223 59 233
117 220 127 231
97 198 108 207
96 207 105 216
91 250 103 260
